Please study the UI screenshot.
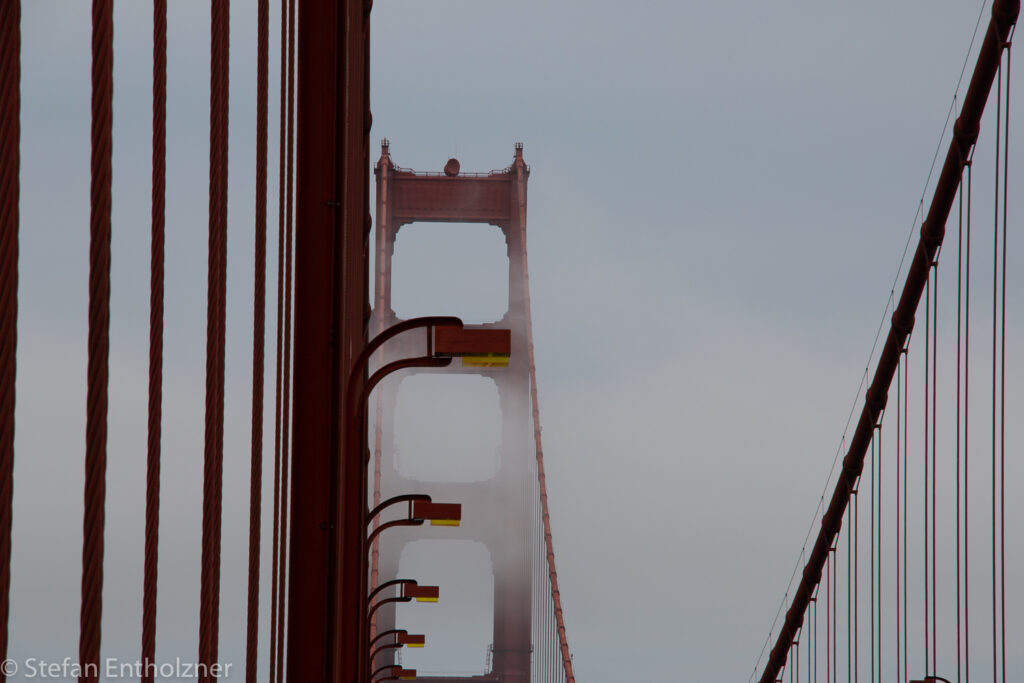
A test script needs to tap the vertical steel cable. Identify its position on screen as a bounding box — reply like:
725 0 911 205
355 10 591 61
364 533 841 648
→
268 0 289 675
931 261 938 678
807 609 812 683
244 0 269 680
924 274 931 675
831 548 836 683
847 506 851 683
826 554 830 683
870 440 875 683
997 41 1009 683
274 2 296 678
956 164 965 683
854 488 858 683
902 351 909 683
991 58 1001 683
80 2 113 681
199 2 230 681
0 1 19 678
963 159 972 683
142 1 167 680
876 426 882 683
896 354 902 683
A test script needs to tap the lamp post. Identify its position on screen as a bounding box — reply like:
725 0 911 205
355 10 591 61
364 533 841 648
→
371 665 417 682
334 316 510 683
366 494 462 548
368 629 426 663
367 579 440 623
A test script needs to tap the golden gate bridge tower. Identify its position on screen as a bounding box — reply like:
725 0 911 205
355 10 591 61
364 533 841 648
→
368 141 537 682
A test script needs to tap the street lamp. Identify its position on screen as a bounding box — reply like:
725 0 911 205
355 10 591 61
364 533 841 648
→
367 579 440 624
336 316 511 683
365 494 463 548
371 665 417 682
369 628 426 663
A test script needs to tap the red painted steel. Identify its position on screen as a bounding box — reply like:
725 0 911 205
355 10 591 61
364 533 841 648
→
80 1 113 681
269 1 295 680
404 585 440 601
397 633 426 646
0 0 18 676
371 144 535 683
757 2 1018 681
287 0 336 674
287 1 371 681
245 0 270 680
513 150 576 683
412 501 462 522
198 3 230 682
334 0 374 676
142 1 167 680
434 327 512 356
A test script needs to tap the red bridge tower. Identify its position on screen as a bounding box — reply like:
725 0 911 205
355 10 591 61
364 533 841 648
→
370 141 533 683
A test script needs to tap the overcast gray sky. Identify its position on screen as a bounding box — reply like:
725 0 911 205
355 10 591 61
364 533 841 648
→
11 1 1024 682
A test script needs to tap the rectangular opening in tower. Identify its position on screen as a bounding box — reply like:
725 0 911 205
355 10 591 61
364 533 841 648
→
394 373 501 483
396 540 494 676
389 222 509 325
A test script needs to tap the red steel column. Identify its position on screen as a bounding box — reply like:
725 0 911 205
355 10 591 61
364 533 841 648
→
336 0 373 680
287 0 371 682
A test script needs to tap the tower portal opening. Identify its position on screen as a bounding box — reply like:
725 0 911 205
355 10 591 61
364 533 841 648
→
389 221 508 325
395 540 494 676
393 373 501 483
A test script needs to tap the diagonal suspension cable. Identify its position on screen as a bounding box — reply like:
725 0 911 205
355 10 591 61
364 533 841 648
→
756 4 1018 681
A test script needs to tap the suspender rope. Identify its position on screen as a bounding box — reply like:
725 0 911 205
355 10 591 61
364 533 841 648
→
0 1 19 677
142 1 167 680
244 0 270 680
199 3 230 681
80 2 113 681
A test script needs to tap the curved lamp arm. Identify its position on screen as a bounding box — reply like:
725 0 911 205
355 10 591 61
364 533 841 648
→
371 664 400 682
368 579 416 606
366 517 424 548
370 629 407 650
369 640 403 663
358 355 452 427
367 596 411 624
346 316 462 425
367 494 431 527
